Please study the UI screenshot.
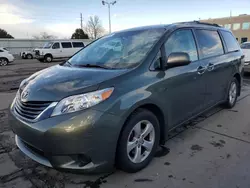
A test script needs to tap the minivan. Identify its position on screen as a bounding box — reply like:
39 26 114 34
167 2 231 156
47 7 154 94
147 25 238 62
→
9 22 244 173
35 41 85 62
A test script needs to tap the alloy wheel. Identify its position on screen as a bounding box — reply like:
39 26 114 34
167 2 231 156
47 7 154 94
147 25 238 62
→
0 59 8 66
127 120 155 163
229 82 237 105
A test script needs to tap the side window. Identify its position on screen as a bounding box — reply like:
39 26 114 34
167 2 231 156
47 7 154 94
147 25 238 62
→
72 42 84 48
220 31 240 52
151 51 161 70
195 30 224 59
164 29 198 61
52 42 60 49
61 42 72 48
0 50 3 52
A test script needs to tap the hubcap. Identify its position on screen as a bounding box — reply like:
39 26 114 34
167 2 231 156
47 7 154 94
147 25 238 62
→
0 59 7 66
127 120 155 163
46 57 52 62
229 82 237 104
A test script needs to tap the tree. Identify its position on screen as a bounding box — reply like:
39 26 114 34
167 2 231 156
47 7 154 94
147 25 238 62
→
71 28 89 39
0 28 14 38
33 32 57 39
85 16 105 39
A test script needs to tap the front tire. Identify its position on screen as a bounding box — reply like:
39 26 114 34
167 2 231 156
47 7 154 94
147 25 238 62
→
116 109 160 173
223 77 239 108
44 54 53 63
0 58 9 66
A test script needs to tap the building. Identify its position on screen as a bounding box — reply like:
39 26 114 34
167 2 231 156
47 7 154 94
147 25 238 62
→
201 14 250 43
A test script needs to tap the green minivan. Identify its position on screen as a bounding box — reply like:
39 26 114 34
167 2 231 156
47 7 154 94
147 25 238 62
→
9 22 244 173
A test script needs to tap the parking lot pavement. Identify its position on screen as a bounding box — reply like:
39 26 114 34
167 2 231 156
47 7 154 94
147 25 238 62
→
1 59 250 187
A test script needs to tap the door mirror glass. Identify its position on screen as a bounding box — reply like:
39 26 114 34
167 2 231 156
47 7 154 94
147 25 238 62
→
166 52 191 68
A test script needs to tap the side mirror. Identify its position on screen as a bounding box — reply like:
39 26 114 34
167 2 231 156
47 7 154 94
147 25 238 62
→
166 52 191 68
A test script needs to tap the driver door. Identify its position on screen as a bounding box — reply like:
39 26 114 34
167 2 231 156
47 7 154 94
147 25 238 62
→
51 42 61 58
162 29 207 127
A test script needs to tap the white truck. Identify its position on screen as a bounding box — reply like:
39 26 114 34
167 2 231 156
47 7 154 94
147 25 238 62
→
35 41 85 62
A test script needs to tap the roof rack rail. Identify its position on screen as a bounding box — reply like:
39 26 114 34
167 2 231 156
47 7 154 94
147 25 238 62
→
176 21 221 27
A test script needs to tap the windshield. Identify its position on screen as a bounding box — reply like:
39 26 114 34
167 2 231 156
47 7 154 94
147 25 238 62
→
67 29 165 69
43 42 53 49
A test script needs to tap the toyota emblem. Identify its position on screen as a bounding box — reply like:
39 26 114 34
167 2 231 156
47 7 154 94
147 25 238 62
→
21 90 29 102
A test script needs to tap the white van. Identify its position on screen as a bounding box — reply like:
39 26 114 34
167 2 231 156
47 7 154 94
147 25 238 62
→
35 41 85 62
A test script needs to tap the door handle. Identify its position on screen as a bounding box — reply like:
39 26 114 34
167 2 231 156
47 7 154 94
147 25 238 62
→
207 63 214 71
197 66 206 75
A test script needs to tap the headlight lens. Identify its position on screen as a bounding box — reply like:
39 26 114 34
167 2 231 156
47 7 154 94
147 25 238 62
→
51 88 114 116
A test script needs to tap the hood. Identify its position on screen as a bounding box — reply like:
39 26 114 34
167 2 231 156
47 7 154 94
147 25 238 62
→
20 65 128 102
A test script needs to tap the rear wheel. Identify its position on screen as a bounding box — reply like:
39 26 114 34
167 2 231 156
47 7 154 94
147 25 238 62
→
116 109 160 173
0 58 9 66
44 54 53 63
223 77 239 108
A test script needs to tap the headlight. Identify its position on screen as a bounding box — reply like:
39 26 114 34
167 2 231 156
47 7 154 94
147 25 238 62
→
51 88 114 116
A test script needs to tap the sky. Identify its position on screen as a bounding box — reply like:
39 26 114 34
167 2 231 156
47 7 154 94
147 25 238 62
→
0 0 250 39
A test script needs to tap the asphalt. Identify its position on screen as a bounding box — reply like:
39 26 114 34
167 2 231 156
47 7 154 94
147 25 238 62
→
1 59 250 188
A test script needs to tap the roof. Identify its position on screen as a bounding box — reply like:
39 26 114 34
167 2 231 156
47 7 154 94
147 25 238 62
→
114 21 226 34
114 24 170 33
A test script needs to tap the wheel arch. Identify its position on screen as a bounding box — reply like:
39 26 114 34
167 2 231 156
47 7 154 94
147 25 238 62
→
44 53 53 58
118 103 167 147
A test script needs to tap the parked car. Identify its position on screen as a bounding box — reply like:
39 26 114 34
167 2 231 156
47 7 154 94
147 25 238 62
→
0 47 14 66
9 22 244 173
20 50 35 59
35 41 85 62
241 42 250 73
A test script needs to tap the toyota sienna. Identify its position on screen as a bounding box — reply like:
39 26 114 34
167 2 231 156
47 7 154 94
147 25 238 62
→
9 22 244 173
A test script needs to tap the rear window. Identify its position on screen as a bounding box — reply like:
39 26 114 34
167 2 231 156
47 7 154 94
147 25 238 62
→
195 30 224 59
220 31 240 52
61 42 72 48
72 42 84 48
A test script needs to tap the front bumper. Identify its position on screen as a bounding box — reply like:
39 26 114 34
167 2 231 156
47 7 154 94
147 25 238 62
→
9 106 122 173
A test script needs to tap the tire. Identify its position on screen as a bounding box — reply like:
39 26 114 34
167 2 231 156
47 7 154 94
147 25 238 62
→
116 109 160 173
27 54 33 59
44 54 53 63
0 58 9 66
223 77 239 108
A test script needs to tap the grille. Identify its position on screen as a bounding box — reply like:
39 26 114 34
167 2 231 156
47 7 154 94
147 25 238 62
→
14 97 51 121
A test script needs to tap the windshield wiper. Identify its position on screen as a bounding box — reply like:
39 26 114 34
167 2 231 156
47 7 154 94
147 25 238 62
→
75 64 111 69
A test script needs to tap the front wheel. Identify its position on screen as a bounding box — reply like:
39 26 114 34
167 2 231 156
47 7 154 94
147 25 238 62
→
44 55 53 63
223 77 239 108
0 58 9 66
116 109 160 173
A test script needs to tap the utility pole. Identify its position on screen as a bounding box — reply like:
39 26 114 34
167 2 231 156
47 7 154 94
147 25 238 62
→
102 1 117 33
80 13 83 30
